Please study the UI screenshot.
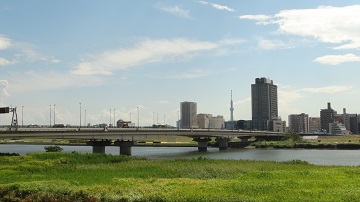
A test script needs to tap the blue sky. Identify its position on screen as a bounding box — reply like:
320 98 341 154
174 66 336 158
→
1 1 360 127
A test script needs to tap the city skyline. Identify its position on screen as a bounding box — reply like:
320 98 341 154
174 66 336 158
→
1 1 360 126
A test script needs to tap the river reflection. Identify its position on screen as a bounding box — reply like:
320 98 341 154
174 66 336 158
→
1 144 360 166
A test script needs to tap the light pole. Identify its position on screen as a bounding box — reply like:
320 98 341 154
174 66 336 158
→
153 112 155 125
85 109 87 127
53 104 56 126
22 106 24 128
137 106 139 128
49 105 52 127
79 102 81 128
110 109 112 128
114 109 116 127
178 110 180 130
130 113 131 122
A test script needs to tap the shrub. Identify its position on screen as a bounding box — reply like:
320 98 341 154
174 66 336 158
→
44 146 63 152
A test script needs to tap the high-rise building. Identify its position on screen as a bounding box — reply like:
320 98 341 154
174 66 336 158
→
251 77 278 131
180 101 197 129
288 113 309 133
309 117 321 133
320 102 337 133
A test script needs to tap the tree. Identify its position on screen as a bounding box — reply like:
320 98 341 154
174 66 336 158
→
282 132 302 142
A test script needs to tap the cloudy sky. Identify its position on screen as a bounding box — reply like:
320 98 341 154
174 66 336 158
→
1 1 360 127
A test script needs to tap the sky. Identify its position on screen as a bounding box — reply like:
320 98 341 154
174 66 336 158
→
1 0 360 127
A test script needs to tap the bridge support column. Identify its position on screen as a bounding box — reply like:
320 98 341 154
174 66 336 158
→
193 137 211 152
114 140 134 156
86 140 112 154
216 137 230 150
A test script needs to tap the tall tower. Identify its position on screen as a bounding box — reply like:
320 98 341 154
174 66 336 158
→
180 101 197 129
230 90 234 129
251 77 278 131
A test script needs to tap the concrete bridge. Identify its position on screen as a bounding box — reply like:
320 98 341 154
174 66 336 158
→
0 127 284 155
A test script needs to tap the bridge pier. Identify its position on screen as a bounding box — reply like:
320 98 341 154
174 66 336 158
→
86 140 112 154
193 137 212 152
216 137 230 150
114 140 134 156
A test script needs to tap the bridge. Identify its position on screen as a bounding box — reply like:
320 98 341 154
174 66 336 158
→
0 127 284 155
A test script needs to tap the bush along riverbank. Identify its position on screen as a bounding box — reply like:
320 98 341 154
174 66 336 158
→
2 152 360 201
253 132 360 149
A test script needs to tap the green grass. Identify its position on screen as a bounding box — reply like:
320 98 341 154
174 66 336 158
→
1 152 360 201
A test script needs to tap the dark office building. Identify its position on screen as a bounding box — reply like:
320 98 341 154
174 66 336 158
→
251 77 278 131
320 102 337 133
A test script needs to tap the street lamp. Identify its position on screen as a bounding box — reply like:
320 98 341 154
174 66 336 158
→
114 109 116 127
137 106 139 128
85 109 87 127
54 104 56 126
49 105 52 127
22 106 24 128
79 102 81 128
110 109 112 128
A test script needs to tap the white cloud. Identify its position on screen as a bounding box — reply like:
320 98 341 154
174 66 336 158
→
239 15 273 24
0 80 10 106
278 89 304 118
158 5 191 18
302 85 353 94
211 3 235 12
240 5 360 49
0 80 10 97
258 39 292 50
198 1 235 12
71 38 220 76
0 58 15 66
0 35 11 50
197 1 208 5
313 54 360 65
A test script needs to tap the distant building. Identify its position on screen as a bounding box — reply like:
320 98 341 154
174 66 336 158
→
349 115 360 134
269 117 286 133
320 102 337 133
342 108 357 131
251 77 278 131
309 117 321 133
197 114 211 129
288 113 309 133
211 115 225 129
329 122 350 135
180 101 197 129
237 120 252 130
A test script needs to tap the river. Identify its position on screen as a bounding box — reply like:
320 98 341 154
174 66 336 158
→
1 144 360 166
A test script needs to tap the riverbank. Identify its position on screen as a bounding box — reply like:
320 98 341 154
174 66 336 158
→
253 140 360 149
1 152 360 201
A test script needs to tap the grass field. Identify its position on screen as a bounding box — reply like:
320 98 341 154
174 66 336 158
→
1 152 360 201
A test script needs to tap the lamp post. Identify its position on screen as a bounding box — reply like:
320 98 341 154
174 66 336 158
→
21 106 24 128
53 104 56 126
85 109 87 127
130 113 131 122
79 102 81 128
137 106 139 128
49 105 51 127
114 109 116 127
110 109 112 128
